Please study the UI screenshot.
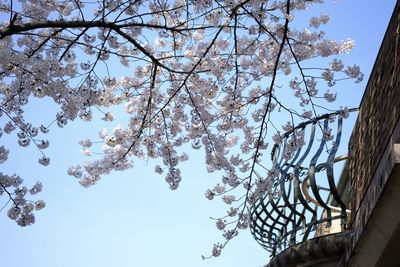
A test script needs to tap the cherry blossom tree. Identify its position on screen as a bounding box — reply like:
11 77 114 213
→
0 0 362 258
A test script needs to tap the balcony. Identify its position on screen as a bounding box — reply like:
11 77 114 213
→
249 2 400 266
249 109 357 266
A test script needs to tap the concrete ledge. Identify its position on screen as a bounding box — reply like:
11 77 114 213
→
266 231 352 267
345 164 400 267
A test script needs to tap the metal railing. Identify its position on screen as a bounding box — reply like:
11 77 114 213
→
249 108 357 256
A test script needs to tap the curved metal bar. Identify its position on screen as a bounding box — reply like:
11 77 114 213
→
293 126 317 215
309 119 332 227
260 198 285 247
266 193 293 249
277 142 305 240
282 108 359 138
249 109 357 257
325 116 347 226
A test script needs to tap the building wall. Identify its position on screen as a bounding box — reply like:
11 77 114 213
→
346 1 400 263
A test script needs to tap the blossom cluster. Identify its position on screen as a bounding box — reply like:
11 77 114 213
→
0 174 45 226
0 0 362 258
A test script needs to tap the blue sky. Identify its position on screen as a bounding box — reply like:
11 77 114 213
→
0 1 397 267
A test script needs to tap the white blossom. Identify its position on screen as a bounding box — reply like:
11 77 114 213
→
30 181 43 195
35 200 46 210
227 207 238 217
7 206 20 220
79 139 92 148
323 128 334 141
339 106 350 119
330 58 344 71
205 189 215 200
38 156 50 166
155 165 163 174
0 146 9 163
222 195 235 205
216 219 226 230
212 243 223 257
324 92 337 102
223 229 238 240
37 140 49 149
154 37 166 48
81 148 92 156
345 65 364 82
102 112 114 121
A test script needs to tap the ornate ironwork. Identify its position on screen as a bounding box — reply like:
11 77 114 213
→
249 108 358 256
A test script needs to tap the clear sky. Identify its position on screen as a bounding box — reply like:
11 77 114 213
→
0 1 397 267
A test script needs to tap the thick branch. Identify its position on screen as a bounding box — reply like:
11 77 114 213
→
0 20 180 38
